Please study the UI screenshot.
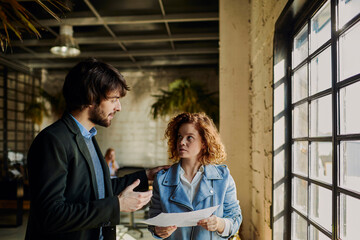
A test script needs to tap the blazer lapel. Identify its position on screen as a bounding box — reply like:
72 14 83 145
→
75 133 100 199
62 113 100 199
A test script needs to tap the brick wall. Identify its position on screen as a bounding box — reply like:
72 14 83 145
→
249 0 287 239
220 0 288 239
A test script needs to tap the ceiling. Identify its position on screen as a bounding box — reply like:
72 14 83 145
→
0 0 219 74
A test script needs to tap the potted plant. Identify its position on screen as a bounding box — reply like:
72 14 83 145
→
24 88 65 126
150 78 219 124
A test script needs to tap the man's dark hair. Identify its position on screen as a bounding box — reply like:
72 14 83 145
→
63 58 130 111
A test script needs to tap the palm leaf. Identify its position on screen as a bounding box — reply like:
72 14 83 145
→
24 100 49 126
0 0 71 51
39 88 66 118
24 88 65 125
150 78 219 124
35 0 60 22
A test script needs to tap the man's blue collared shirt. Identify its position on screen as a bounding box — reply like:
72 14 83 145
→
70 115 97 139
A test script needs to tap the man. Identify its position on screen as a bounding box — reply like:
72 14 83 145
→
25 58 166 240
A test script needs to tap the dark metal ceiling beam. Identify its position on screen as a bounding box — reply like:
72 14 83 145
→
0 56 30 73
83 0 140 69
10 33 219 47
27 59 218 69
158 0 175 50
36 13 219 27
6 48 218 59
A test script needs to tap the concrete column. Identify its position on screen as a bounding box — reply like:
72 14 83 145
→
219 0 251 239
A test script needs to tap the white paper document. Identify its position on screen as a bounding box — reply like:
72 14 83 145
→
141 205 219 227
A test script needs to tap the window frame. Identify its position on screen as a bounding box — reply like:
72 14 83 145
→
273 0 360 239
0 63 40 181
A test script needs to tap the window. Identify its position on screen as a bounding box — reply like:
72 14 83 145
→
0 65 40 181
273 0 360 239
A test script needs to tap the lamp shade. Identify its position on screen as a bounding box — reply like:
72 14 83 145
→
50 25 80 57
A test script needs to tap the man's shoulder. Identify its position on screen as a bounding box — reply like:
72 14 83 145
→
34 118 72 142
41 118 67 133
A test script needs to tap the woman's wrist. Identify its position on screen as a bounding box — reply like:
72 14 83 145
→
216 217 225 233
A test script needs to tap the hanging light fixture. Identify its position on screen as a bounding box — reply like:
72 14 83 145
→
50 25 80 57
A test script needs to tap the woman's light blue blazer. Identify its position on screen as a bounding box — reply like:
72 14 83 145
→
148 162 242 239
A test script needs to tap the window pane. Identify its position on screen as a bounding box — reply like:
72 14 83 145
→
340 141 360 193
274 116 285 150
339 0 360 29
310 47 331 95
273 216 284 240
274 150 285 183
274 59 286 84
293 141 308 176
274 83 285 116
293 25 308 68
339 21 360 81
310 1 331 53
340 194 360 240
7 100 16 110
274 183 285 216
18 82 25 92
310 95 332 137
293 177 308 215
7 110 15 121
339 81 360 134
292 212 307 240
8 89 16 99
293 103 308 138
310 225 330 240
310 184 332 231
292 65 308 103
310 142 332 184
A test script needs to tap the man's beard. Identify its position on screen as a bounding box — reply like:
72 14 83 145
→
89 105 112 127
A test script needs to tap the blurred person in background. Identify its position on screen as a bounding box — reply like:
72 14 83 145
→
105 148 119 178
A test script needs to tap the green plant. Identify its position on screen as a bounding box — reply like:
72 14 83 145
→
39 88 65 118
24 98 49 126
24 88 65 125
0 0 70 51
150 78 219 124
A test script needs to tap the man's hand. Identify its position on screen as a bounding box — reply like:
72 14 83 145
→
146 165 170 181
154 225 177 238
118 179 152 212
197 215 225 233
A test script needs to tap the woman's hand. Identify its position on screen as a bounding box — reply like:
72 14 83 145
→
154 225 177 238
197 215 225 233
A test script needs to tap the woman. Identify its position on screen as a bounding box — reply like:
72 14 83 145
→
104 148 119 178
148 112 242 239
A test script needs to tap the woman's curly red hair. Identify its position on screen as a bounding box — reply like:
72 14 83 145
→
164 112 226 165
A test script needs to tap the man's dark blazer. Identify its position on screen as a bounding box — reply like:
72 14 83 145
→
25 113 148 240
